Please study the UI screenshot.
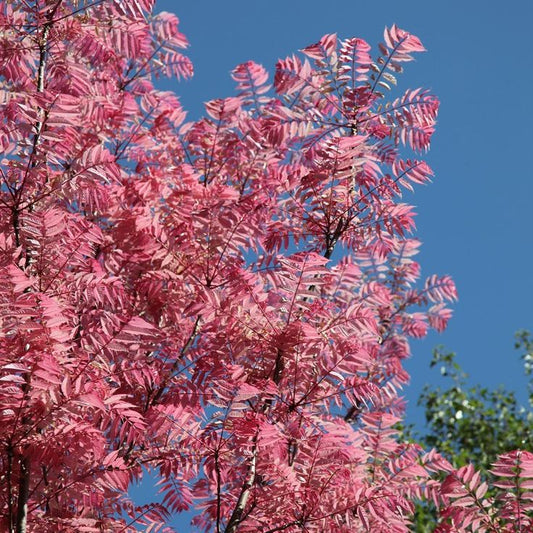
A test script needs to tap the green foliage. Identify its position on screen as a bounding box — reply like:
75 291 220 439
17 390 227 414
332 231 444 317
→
407 331 533 530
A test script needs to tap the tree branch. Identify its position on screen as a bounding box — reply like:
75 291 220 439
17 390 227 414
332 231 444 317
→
224 441 257 533
7 443 14 533
215 450 222 533
15 455 31 533
13 5 61 531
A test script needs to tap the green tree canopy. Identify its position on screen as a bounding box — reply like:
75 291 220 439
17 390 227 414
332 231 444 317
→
407 331 533 531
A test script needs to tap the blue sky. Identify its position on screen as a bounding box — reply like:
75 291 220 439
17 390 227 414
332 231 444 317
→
142 0 533 526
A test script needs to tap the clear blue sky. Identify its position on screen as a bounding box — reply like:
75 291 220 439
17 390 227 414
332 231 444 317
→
137 0 533 526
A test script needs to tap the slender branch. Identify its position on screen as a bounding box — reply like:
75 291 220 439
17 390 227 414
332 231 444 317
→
16 3 58 202
41 465 50 514
262 520 302 533
13 6 61 531
116 503 166 533
7 443 14 533
272 348 284 385
15 455 31 533
224 441 257 533
148 315 201 407
215 450 222 533
12 207 20 248
370 35 408 94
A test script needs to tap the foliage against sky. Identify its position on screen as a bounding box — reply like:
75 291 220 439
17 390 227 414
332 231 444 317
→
404 332 533 531
0 1 531 532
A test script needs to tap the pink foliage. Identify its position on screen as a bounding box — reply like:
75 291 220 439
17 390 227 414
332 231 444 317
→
0 2 527 532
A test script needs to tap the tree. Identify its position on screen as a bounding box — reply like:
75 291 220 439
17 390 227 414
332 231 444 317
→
406 331 533 531
0 2 530 532
418 331 533 471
